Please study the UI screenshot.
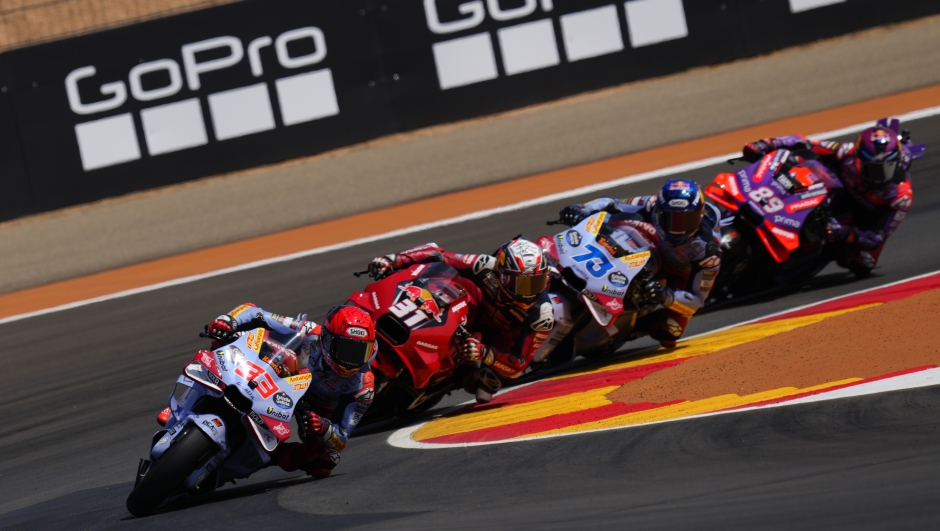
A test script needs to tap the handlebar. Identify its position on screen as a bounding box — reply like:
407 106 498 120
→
353 270 371 278
727 157 745 165
546 219 566 226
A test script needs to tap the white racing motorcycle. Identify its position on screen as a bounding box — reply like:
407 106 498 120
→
533 212 660 368
126 322 312 516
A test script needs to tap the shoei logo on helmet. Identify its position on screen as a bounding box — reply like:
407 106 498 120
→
346 326 368 338
668 199 689 208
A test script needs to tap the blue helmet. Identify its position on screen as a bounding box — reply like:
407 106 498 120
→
655 179 705 244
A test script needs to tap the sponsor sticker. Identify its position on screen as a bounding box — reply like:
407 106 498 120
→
229 304 254 318
668 199 689 208
271 423 290 437
246 329 265 353
584 212 607 236
293 382 310 391
201 420 218 435
699 255 721 269
451 300 467 313
266 407 290 421
770 226 797 240
669 301 697 317
607 271 628 287
786 196 824 213
565 230 582 247
286 373 312 384
212 418 222 427
272 391 293 409
416 341 438 350
602 285 626 297
346 326 368 338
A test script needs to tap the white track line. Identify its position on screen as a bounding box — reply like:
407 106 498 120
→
4 105 940 325
388 270 940 449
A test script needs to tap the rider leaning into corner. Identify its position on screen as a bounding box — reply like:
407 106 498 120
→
367 238 554 403
558 179 722 348
742 120 916 277
158 303 377 478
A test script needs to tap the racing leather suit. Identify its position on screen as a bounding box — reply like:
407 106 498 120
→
382 244 554 380
215 303 374 475
576 197 722 344
749 136 914 272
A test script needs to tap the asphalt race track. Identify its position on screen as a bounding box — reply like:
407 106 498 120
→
2 114 940 530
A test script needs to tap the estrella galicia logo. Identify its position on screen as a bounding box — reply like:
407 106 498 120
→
566 230 582 247
607 271 628 287
272 391 293 409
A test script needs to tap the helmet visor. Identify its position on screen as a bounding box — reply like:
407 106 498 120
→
322 330 374 374
658 208 704 235
863 159 899 185
501 272 550 299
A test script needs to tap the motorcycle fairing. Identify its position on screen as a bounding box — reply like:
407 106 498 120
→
356 263 472 390
555 215 651 326
705 150 834 263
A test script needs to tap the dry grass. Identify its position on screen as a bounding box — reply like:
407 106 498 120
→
0 0 242 52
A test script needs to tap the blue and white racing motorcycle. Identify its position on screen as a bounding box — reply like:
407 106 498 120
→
533 212 660 367
126 323 312 516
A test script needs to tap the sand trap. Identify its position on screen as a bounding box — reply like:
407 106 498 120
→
608 289 940 405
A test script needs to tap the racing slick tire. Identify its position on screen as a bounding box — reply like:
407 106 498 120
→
126 424 215 517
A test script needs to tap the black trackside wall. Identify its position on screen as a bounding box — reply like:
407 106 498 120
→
1 0 938 221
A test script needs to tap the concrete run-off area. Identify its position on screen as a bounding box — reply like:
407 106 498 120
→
3 15 940 294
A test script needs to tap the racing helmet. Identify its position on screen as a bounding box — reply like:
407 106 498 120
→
856 126 902 187
320 305 376 378
495 238 551 305
654 179 705 244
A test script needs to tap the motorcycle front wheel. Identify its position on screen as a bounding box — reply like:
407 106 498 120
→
126 424 215 517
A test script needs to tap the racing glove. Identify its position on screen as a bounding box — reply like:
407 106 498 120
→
205 316 237 349
559 204 588 226
460 336 494 366
742 140 773 162
302 411 330 438
641 280 667 306
368 254 401 280
824 218 857 244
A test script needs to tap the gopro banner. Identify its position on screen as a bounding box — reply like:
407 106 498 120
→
1 0 938 221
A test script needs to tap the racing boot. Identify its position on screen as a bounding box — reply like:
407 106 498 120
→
464 366 502 404
157 407 171 427
276 442 338 478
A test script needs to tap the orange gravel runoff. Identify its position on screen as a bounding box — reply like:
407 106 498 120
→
608 288 940 405
390 274 940 448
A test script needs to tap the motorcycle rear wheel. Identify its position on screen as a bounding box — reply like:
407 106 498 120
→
126 425 215 517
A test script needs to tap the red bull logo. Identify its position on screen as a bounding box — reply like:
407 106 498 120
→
871 129 892 143
400 284 443 322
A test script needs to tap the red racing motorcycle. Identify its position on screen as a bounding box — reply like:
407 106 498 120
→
346 262 475 424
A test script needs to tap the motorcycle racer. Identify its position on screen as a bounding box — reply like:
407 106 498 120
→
742 120 916 277
558 179 721 347
161 303 376 478
367 238 554 402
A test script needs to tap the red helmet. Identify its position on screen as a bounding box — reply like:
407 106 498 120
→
320 305 376 378
495 238 551 304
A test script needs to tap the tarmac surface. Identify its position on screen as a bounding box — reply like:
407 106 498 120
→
4 15 940 293
0 114 938 529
